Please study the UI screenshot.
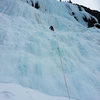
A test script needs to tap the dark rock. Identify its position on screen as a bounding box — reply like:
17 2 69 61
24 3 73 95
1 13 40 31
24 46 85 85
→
95 24 100 29
74 16 78 21
83 16 96 27
75 4 100 23
31 1 34 7
26 0 34 7
77 5 82 11
35 2 40 9
68 0 72 3
82 6 100 23
83 16 88 22
72 12 75 15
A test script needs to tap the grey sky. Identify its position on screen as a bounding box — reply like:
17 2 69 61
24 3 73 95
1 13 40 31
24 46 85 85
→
62 0 100 11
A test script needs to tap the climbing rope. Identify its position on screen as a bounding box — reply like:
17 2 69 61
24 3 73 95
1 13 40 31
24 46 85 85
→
53 31 71 100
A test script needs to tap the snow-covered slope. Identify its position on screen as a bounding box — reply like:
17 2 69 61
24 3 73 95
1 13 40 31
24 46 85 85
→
0 83 75 100
0 0 100 100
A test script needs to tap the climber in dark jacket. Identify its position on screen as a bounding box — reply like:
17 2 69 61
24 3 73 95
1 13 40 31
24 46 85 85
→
49 26 54 31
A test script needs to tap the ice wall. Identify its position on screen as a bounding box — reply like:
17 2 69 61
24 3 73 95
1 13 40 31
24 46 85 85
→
0 0 100 100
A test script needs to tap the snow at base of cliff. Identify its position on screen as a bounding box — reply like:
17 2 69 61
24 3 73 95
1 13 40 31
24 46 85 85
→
0 83 75 100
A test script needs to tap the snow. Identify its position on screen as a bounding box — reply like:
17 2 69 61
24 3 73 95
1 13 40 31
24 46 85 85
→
0 0 100 100
0 83 75 100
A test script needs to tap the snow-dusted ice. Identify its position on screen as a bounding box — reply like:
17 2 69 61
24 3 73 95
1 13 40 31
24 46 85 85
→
0 83 76 100
0 0 100 100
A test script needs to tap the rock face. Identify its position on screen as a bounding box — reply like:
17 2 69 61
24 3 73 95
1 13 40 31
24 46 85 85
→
22 0 100 29
73 4 100 29
95 23 100 29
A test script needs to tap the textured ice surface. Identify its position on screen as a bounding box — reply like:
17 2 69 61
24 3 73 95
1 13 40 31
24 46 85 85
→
0 0 100 100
